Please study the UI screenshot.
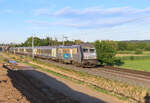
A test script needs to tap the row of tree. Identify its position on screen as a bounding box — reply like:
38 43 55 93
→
14 36 150 51
15 37 84 47
117 41 150 51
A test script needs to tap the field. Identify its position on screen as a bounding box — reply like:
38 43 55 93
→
118 59 150 72
116 51 150 56
117 51 150 72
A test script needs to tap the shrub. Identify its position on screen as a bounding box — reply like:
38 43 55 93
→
114 58 124 66
130 56 135 60
94 40 118 66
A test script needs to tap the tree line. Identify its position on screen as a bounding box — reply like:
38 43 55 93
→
15 37 84 47
13 36 150 51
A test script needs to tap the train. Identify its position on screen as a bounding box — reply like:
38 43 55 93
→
8 43 98 67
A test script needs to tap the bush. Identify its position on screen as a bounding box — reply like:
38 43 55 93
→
114 58 124 66
94 40 118 66
130 56 135 60
135 49 143 54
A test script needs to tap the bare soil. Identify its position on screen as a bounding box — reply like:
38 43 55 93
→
0 63 30 103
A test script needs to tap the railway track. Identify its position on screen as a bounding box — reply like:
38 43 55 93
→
104 66 150 77
37 58 150 88
102 66 150 80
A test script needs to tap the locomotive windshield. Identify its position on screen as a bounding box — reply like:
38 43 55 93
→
90 49 95 53
83 48 88 53
83 48 95 53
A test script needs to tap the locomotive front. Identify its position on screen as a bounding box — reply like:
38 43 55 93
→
80 44 98 67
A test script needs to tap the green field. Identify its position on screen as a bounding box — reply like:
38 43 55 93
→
116 51 150 72
118 59 150 72
117 51 150 56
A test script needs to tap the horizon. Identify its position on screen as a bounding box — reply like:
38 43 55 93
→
1 0 150 43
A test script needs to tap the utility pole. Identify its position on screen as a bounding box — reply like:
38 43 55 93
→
62 35 68 46
32 35 34 59
63 35 65 46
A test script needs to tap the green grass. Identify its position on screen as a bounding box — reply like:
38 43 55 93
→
117 50 147 55
117 51 135 54
119 59 150 72
117 51 150 56
117 56 150 60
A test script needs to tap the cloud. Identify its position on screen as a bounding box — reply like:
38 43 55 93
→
32 6 150 28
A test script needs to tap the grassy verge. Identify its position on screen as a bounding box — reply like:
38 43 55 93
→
1 52 150 103
119 59 150 72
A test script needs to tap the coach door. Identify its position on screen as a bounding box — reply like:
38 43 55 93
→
52 48 56 57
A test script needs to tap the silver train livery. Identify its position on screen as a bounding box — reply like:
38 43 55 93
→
9 43 97 67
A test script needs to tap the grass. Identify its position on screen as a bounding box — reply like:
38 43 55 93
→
119 59 150 72
117 56 150 60
116 51 150 72
116 51 150 56
117 51 135 54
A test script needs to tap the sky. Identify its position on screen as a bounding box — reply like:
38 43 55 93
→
1 0 150 43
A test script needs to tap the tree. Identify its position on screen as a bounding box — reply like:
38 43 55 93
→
94 40 118 66
23 37 41 46
74 40 83 45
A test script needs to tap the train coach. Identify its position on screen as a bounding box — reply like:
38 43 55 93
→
9 43 98 67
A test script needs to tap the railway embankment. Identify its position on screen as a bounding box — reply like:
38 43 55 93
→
1 52 150 103
1 57 123 103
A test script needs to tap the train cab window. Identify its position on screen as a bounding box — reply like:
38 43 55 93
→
90 49 95 53
83 48 88 53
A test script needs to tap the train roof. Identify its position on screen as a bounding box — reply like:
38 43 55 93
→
80 43 95 48
11 43 95 49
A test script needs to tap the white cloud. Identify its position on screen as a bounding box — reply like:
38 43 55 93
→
32 6 150 28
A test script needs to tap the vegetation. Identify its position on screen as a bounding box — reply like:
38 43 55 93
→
94 40 123 66
134 49 143 54
117 41 150 51
16 37 83 47
1 52 149 103
119 59 150 72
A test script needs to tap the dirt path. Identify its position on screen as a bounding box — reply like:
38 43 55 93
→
0 63 30 103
